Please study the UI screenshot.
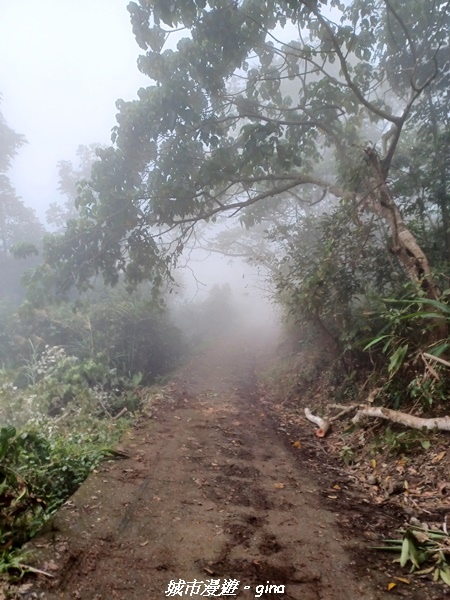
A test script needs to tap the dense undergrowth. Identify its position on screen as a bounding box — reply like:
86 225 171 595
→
0 286 183 570
0 349 131 573
0 276 238 574
265 277 450 462
268 205 450 417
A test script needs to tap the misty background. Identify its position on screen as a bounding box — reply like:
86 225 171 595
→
0 0 146 218
0 0 273 312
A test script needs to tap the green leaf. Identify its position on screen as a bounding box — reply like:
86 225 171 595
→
398 312 446 321
415 299 450 315
388 344 409 376
363 335 390 350
0 426 16 442
427 343 450 357
382 338 393 353
408 537 421 569
400 536 410 567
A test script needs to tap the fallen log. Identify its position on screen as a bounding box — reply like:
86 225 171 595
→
304 405 362 437
304 408 331 438
352 406 450 432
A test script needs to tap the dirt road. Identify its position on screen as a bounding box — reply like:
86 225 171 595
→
26 334 398 600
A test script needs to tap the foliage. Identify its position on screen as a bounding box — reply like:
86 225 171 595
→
371 426 432 457
0 280 184 385
84 286 184 384
0 345 130 558
362 291 450 409
0 98 44 310
46 143 104 232
339 445 356 466
374 526 450 587
268 202 407 352
0 99 43 258
34 0 449 300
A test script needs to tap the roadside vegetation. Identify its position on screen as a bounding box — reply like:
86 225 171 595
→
0 275 237 573
0 284 180 572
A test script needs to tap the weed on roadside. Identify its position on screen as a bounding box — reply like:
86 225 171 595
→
0 346 135 573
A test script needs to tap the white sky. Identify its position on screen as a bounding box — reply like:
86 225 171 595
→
0 0 148 221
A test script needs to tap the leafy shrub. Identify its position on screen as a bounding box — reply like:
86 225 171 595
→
362 290 450 409
87 288 184 383
267 204 407 356
4 282 185 385
0 420 124 550
0 343 132 558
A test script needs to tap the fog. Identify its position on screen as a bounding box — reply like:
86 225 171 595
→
0 0 147 219
0 1 280 330
175 246 278 332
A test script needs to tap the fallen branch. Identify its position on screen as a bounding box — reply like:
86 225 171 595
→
423 352 450 369
54 407 76 423
304 408 331 438
329 405 359 420
329 403 359 410
352 406 450 431
113 407 128 420
304 404 362 437
20 564 55 578
421 353 440 380
98 398 113 418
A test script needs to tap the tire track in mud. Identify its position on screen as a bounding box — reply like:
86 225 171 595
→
23 336 394 600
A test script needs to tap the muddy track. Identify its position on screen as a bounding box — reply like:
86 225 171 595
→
24 336 401 599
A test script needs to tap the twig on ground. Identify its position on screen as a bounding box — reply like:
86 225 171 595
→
113 407 128 419
98 398 112 418
329 405 359 420
421 353 441 380
20 564 55 578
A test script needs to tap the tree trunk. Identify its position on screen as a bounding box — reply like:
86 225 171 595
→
363 147 441 300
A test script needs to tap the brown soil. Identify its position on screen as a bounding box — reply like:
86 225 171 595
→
15 332 444 599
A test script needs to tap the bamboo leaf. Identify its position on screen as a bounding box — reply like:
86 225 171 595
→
409 538 421 569
389 344 409 376
400 536 410 567
416 299 450 314
398 312 446 321
415 566 435 575
363 335 391 350
427 343 450 358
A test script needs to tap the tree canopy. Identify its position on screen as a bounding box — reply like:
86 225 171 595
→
46 144 104 232
0 98 43 258
42 0 450 295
